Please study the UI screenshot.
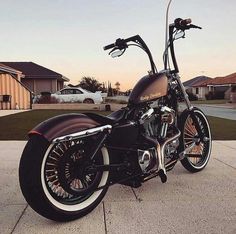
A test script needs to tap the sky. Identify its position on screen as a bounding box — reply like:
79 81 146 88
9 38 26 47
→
1 0 236 90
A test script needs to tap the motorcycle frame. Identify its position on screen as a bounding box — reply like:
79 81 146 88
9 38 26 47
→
32 0 205 188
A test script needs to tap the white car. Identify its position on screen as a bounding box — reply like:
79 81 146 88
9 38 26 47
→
52 87 103 104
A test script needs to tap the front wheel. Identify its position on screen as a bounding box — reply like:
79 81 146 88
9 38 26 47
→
178 108 212 172
19 135 109 221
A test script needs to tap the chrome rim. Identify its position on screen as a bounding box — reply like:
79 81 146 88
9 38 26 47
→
41 139 109 211
183 110 211 168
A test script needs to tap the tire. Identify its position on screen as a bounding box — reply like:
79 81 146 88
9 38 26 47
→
178 108 212 172
19 135 109 221
83 99 94 104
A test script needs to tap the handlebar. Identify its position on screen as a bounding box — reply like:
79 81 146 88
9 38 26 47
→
103 35 157 74
173 18 202 30
103 35 139 51
103 43 115 51
166 17 202 73
175 18 192 28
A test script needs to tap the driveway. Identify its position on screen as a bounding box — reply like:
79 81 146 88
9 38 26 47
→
0 141 236 234
180 103 236 120
193 104 236 120
0 110 30 117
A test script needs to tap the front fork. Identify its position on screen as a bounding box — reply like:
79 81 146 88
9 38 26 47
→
175 74 204 139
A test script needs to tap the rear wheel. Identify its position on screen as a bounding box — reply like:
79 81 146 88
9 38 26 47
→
83 98 94 104
19 135 109 221
178 108 212 172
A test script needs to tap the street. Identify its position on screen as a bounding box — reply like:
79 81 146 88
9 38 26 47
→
180 103 236 120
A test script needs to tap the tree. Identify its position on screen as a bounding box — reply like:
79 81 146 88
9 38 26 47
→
115 82 121 95
78 77 103 92
107 81 113 97
115 82 120 90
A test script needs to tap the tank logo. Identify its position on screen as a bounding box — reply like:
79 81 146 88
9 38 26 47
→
140 92 162 101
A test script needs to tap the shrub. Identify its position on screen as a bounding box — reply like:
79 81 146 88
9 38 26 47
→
205 91 213 100
205 91 225 100
231 85 236 92
105 98 128 104
37 95 59 104
186 92 198 101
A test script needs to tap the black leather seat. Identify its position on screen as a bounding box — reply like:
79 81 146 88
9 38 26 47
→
85 109 127 125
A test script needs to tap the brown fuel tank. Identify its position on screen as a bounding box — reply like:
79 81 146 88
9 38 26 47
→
128 73 168 105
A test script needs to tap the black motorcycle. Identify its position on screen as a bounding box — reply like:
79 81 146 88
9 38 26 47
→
19 4 212 221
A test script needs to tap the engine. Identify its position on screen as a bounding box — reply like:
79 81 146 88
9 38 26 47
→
137 106 179 173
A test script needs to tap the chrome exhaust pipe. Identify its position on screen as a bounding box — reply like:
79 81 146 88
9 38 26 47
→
157 129 181 183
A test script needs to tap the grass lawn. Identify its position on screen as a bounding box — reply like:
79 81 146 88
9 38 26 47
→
207 116 236 140
0 110 111 140
0 110 235 140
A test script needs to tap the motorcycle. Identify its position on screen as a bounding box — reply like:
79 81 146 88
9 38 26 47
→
19 1 212 221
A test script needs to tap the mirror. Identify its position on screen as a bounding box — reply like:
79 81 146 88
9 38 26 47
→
111 50 123 58
174 31 185 40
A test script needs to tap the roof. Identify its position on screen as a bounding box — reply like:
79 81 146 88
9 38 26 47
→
192 72 236 87
0 62 69 81
205 73 236 86
183 76 212 87
0 63 24 77
0 64 31 93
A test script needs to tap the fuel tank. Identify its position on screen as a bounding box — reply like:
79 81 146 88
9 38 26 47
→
128 73 168 105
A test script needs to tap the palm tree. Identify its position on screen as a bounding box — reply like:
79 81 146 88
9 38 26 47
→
115 82 121 95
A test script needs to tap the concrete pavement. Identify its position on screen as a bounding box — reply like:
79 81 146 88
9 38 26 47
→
0 110 30 117
0 141 236 234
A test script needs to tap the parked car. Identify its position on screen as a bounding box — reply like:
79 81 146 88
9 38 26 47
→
52 87 103 104
33 87 103 104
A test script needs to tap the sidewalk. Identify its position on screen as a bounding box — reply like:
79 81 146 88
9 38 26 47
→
0 110 31 117
0 141 236 234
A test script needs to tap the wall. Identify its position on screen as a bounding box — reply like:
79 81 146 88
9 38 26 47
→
32 103 125 111
57 80 64 90
0 73 31 109
22 78 58 94
192 87 209 99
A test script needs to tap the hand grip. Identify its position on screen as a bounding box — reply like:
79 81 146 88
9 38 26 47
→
179 18 192 26
103 43 115 51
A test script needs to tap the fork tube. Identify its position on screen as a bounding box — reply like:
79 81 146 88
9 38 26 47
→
175 75 204 139
175 74 192 110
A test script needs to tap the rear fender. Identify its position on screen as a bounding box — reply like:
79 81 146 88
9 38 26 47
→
29 113 100 142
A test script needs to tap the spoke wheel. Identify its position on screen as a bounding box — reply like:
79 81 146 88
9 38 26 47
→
178 108 212 172
44 140 103 203
19 135 109 221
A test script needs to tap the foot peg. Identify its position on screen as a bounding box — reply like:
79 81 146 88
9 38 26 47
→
158 169 167 183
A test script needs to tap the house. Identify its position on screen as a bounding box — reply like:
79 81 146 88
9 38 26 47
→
184 73 236 100
1 62 69 95
183 76 212 99
200 73 236 100
0 63 32 109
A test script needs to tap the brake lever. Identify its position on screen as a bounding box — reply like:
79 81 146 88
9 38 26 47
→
108 47 118 55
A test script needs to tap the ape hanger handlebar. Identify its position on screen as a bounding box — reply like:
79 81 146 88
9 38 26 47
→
164 18 202 73
104 35 158 74
104 17 201 75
